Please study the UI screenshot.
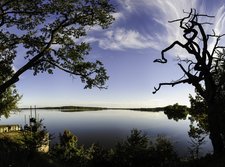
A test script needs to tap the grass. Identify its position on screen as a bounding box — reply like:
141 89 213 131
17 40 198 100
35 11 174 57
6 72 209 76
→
0 131 24 143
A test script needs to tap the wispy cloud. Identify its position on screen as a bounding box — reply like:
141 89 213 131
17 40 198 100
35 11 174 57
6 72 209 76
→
138 0 202 54
84 0 225 55
94 0 201 52
97 28 159 50
84 28 159 50
117 0 133 12
208 5 225 53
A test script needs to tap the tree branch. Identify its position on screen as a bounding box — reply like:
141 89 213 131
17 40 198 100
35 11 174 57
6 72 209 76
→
0 17 70 94
154 41 186 63
153 79 190 94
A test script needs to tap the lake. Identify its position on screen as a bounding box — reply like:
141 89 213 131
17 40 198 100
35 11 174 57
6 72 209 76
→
0 109 213 156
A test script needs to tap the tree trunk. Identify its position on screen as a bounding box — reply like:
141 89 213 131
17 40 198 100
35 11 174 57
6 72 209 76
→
0 76 19 95
208 102 224 155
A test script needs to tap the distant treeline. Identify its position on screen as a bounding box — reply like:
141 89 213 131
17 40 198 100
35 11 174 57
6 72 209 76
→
59 106 107 112
130 107 165 112
19 105 189 113
19 106 107 112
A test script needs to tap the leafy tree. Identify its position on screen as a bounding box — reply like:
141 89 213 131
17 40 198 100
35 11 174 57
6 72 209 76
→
49 129 179 167
112 129 178 167
164 100 208 158
0 85 21 117
22 119 49 152
188 123 208 159
164 103 189 121
0 43 21 115
88 144 112 167
189 93 208 132
113 129 150 167
51 130 93 167
22 119 50 166
0 0 115 109
153 9 225 155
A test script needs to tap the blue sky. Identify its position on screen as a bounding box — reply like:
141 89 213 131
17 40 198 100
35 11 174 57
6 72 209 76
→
15 0 225 108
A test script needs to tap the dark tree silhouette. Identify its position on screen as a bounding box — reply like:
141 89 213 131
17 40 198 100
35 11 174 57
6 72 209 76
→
153 9 225 155
0 0 115 96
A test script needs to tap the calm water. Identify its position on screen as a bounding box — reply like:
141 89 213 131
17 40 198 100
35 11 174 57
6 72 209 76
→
0 109 212 156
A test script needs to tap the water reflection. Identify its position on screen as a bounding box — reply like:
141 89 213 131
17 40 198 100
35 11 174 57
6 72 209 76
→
0 109 212 156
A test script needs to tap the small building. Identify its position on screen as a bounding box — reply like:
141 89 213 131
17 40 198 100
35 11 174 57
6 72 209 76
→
0 124 21 133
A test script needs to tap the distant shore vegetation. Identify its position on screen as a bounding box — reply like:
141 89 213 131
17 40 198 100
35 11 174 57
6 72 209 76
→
19 106 169 112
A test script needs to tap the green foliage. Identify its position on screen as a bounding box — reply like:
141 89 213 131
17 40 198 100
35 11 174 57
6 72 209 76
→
0 0 115 114
153 136 178 166
88 144 112 167
0 31 21 116
153 8 225 154
188 93 209 159
0 85 21 117
112 129 178 167
0 0 114 88
0 131 55 167
112 129 151 167
51 129 93 167
189 93 208 131
188 124 208 159
0 137 29 167
164 103 189 121
212 49 225 106
50 129 178 167
52 130 79 163
22 120 49 153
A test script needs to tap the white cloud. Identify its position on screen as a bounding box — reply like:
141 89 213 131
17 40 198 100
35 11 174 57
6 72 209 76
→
117 0 133 12
208 5 225 54
185 5 225 55
112 12 124 20
133 0 224 58
109 0 202 53
84 12 124 32
143 0 201 52
97 28 159 50
84 0 225 55
212 5 225 35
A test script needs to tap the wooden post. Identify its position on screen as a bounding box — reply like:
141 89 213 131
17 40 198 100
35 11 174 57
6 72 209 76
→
24 115 26 125
30 106 32 118
35 105 37 119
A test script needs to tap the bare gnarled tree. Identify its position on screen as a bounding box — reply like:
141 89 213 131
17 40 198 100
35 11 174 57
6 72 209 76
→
153 9 225 155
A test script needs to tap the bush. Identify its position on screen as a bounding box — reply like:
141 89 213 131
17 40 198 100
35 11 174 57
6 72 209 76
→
51 129 93 167
50 129 179 167
112 129 178 167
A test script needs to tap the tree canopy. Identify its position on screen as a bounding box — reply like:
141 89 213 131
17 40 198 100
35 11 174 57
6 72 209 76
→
164 103 188 121
153 9 225 155
0 0 115 113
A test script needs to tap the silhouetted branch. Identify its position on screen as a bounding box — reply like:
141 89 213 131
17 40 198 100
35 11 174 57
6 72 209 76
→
169 9 214 27
209 33 225 59
153 9 213 95
154 41 186 63
182 9 214 18
153 79 190 94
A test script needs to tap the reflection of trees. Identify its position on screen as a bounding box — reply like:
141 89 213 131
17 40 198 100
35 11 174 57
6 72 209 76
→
164 101 209 158
188 93 209 159
164 103 188 121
